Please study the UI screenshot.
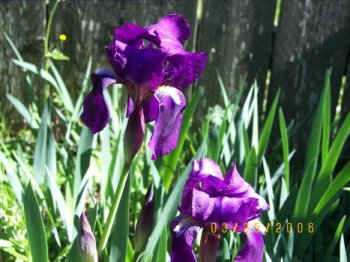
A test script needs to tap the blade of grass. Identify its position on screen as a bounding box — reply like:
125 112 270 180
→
279 108 290 191
153 229 168 262
321 71 331 164
109 176 131 262
49 61 74 113
257 90 280 163
73 126 93 201
23 182 48 262
12 59 59 90
6 94 32 126
293 82 327 220
340 234 348 262
33 102 51 184
314 163 350 215
311 113 350 209
243 147 257 187
325 215 346 260
262 157 275 222
0 151 23 202
251 82 259 151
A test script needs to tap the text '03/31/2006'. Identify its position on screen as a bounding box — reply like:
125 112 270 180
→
210 222 315 234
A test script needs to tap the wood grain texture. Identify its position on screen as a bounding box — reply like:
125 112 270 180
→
50 0 122 99
0 1 45 121
270 0 350 130
197 0 276 111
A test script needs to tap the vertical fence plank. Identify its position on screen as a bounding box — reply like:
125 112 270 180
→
197 0 276 110
0 1 45 124
123 0 198 50
50 0 122 99
270 0 350 146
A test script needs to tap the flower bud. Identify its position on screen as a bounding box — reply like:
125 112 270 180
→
135 184 155 252
200 230 219 262
78 213 98 262
124 108 145 164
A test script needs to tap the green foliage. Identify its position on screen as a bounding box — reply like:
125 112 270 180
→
23 182 49 262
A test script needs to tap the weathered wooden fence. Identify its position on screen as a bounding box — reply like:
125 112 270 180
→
1 0 350 153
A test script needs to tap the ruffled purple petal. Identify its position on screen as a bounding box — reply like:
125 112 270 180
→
211 196 264 227
179 187 215 223
106 40 129 78
190 158 224 180
146 14 190 56
165 52 207 89
81 69 118 134
155 14 191 43
114 22 160 47
114 23 146 44
170 216 199 262
148 86 186 159
235 231 264 262
142 97 159 123
223 164 269 211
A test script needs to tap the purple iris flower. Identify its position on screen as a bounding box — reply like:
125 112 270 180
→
170 158 269 262
81 14 207 160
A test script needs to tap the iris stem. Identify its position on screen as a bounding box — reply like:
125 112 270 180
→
97 161 131 255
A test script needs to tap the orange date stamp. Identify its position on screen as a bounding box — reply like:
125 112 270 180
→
210 222 315 234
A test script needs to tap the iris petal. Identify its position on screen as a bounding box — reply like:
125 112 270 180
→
190 158 224 180
235 231 264 262
149 14 191 44
166 52 208 89
127 47 165 89
81 69 118 134
179 187 215 222
126 95 135 117
143 97 159 123
148 86 186 160
170 216 199 262
114 23 147 44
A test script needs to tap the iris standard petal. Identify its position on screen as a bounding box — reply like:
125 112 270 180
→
165 52 208 89
106 40 129 78
190 158 224 180
151 14 191 43
115 22 160 46
224 163 269 211
179 187 215 222
170 216 199 262
148 86 186 160
114 23 147 43
81 69 118 134
235 231 264 262
127 47 165 89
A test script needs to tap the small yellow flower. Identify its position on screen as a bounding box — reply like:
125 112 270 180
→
59 34 67 41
